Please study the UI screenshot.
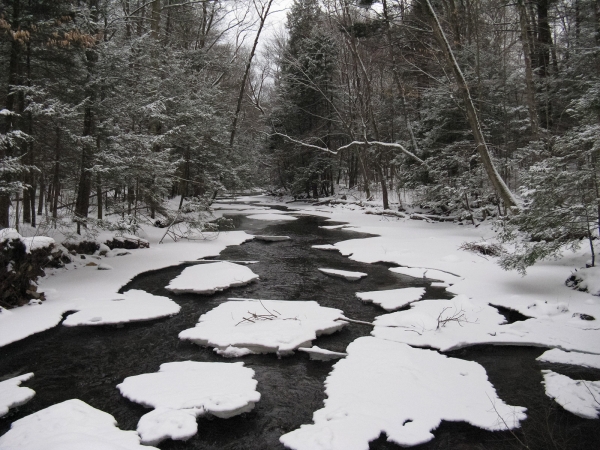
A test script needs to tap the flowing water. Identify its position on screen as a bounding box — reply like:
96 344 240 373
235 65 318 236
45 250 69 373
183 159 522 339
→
1 210 599 449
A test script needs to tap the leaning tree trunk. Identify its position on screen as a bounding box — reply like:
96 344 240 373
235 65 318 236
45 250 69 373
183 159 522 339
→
424 0 518 209
229 0 274 147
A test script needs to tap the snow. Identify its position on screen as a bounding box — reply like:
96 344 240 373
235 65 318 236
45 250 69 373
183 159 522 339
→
62 290 180 326
542 370 600 419
566 266 600 295
298 346 347 360
372 295 506 351
165 261 259 294
0 228 55 253
0 399 154 450
537 349 600 369
0 229 253 348
246 213 298 221
179 299 346 356
117 361 260 445
136 408 198 446
254 235 291 242
390 266 461 287
0 373 35 418
312 244 339 251
280 337 526 450
356 288 425 311
318 268 367 281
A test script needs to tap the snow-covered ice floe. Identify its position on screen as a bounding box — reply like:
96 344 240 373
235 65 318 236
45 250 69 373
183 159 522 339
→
372 295 506 351
356 287 425 312
537 349 600 369
372 295 600 354
542 370 600 419
298 346 347 361
0 373 35 418
280 336 526 450
179 299 346 356
254 235 291 242
165 261 259 294
62 290 180 326
0 399 154 450
312 244 339 251
246 213 298 221
117 361 260 445
390 266 461 287
318 268 367 281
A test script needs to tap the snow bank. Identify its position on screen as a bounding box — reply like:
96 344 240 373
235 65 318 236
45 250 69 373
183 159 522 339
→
0 228 55 253
117 361 260 445
179 299 346 356
356 287 425 311
0 373 35 418
297 346 347 361
165 261 259 294
542 370 600 419
566 266 600 295
0 229 253 348
537 349 600 369
62 290 180 326
280 337 526 450
246 213 297 221
0 399 153 450
318 268 367 281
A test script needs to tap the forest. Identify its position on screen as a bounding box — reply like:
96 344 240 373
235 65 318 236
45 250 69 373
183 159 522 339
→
1 0 599 273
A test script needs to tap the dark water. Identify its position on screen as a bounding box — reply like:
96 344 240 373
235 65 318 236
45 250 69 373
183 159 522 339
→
1 212 599 450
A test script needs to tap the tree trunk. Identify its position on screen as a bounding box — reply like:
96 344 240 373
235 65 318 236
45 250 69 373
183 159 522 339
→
517 0 540 138
424 0 517 209
229 0 274 147
0 0 21 228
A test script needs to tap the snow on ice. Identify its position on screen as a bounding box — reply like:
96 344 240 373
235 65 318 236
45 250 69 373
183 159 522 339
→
542 370 600 419
165 261 259 294
117 361 260 445
537 349 600 369
179 299 346 356
280 336 526 450
246 213 298 221
372 295 506 351
389 266 461 287
312 244 339 251
62 290 180 326
254 235 291 242
0 373 35 418
0 399 154 450
318 268 367 281
297 346 347 361
356 287 425 311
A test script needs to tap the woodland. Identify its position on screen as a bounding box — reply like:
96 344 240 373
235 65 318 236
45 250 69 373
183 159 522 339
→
1 0 599 273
